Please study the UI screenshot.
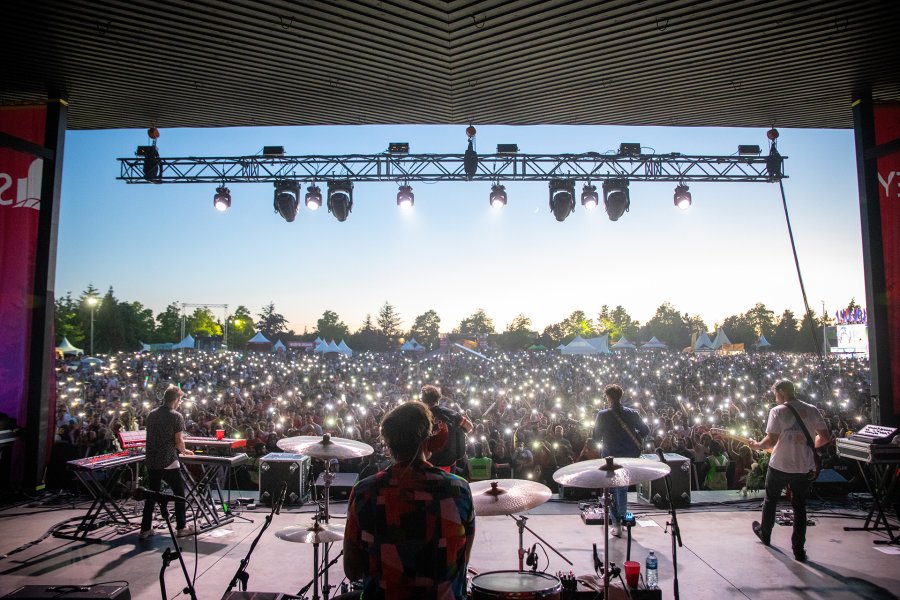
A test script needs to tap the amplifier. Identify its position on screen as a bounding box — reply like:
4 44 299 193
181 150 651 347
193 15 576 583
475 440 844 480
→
2 585 130 599
259 453 310 507
638 452 691 508
559 485 599 501
314 472 358 501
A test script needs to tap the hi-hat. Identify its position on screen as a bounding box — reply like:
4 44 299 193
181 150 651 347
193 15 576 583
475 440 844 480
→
470 479 552 516
275 522 345 544
553 456 670 489
277 434 373 460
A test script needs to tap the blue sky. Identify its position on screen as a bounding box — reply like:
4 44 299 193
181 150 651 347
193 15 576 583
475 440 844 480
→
55 124 864 335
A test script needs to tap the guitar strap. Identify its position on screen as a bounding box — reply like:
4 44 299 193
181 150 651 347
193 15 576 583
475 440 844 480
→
784 402 815 451
610 409 642 454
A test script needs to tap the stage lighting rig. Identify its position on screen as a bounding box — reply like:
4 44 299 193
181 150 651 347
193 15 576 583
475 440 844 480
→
213 186 231 211
673 184 691 210
581 184 599 210
273 180 300 222
490 184 507 208
327 181 353 222
136 145 161 182
549 179 576 222
305 185 323 211
397 184 414 208
464 139 478 180
602 179 630 221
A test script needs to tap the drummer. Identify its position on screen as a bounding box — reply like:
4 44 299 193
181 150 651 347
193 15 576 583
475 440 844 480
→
343 401 476 600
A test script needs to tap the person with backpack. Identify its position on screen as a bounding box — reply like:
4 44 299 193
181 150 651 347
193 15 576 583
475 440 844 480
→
421 385 473 473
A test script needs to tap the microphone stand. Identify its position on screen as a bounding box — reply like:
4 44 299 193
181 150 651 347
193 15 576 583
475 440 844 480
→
657 451 682 600
156 501 197 600
226 481 287 593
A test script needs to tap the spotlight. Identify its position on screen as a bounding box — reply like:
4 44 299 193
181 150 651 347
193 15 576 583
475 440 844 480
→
263 146 285 157
464 139 478 180
327 180 353 222
388 142 410 154
305 185 323 211
738 144 761 156
602 179 630 221
673 184 692 210
136 145 161 182
273 180 300 222
548 179 576 222
396 184 415 208
490 184 507 208
618 143 641 157
213 186 231 212
581 184 599 210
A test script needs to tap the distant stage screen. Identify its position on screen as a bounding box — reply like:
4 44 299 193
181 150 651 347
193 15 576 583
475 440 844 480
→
833 324 869 354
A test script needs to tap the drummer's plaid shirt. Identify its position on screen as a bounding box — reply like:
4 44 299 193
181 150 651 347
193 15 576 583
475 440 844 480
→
345 461 475 600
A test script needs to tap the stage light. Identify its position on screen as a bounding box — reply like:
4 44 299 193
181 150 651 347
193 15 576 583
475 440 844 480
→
327 180 353 222
273 180 300 222
548 179 576 222
490 184 507 208
738 144 761 156
263 146 285 157
581 184 599 210
136 145 161 182
618 143 641 157
305 185 323 211
497 144 519 154
213 186 231 211
397 184 414 208
673 184 692 210
602 179 630 221
388 142 409 154
464 139 478 180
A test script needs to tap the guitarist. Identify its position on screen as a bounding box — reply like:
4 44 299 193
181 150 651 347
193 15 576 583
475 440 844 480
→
748 379 832 562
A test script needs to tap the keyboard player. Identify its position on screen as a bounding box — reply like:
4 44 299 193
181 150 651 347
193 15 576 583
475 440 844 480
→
139 385 195 540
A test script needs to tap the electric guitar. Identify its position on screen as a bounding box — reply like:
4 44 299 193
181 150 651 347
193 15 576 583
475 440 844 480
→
712 428 828 481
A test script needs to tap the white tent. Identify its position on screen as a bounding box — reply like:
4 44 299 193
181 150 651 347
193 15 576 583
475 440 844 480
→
273 339 287 352
57 337 84 356
755 334 772 349
314 339 328 353
586 334 611 354
641 336 668 350
611 336 636 351
173 334 196 349
562 335 602 355
247 331 270 345
694 331 714 351
314 336 324 345
337 339 353 356
711 328 732 350
400 338 426 352
325 340 341 353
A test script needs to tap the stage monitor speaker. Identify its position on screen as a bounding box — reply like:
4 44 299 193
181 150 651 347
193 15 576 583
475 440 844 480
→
558 484 599 501
638 452 691 508
812 467 850 496
314 472 358 501
2 584 130 599
259 453 310 507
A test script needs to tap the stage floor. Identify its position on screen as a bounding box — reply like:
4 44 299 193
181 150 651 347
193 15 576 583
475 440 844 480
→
0 491 897 599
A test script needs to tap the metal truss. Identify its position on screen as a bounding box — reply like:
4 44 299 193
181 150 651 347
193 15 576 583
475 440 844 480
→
118 152 785 184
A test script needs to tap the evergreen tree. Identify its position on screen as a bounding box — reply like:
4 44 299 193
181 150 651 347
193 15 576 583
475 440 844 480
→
95 287 124 352
771 309 800 350
377 302 402 340
54 292 85 346
409 309 441 349
456 308 496 335
317 310 351 342
155 303 182 343
257 302 288 339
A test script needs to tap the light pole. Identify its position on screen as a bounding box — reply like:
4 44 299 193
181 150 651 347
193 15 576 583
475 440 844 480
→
86 296 99 355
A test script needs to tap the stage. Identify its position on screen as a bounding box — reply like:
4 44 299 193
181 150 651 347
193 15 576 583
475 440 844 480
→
0 491 896 599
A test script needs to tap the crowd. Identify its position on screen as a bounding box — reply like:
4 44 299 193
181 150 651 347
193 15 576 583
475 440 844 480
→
53 348 872 492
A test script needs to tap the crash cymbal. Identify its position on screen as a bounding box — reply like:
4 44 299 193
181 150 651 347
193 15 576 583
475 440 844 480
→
470 479 552 516
553 456 670 489
275 522 345 544
277 434 374 460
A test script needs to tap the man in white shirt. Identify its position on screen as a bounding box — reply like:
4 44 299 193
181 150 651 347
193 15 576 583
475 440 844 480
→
748 380 831 561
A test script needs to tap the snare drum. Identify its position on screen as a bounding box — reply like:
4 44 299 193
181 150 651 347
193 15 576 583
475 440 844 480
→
470 571 561 599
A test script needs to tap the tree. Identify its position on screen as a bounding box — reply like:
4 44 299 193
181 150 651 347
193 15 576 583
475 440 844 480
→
456 308 495 335
94 287 124 352
377 302 402 341
351 313 389 351
796 309 827 353
720 312 756 347
771 309 800 350
155 303 182 343
640 302 691 349
497 314 536 350
317 310 351 342
55 292 85 346
227 305 255 348
745 302 776 339
409 309 441 349
560 310 593 339
257 302 288 339
119 301 155 349
539 322 566 348
597 305 640 341
190 307 222 338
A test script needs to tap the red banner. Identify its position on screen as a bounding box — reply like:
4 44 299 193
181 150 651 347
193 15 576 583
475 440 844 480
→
874 103 900 415
0 105 46 435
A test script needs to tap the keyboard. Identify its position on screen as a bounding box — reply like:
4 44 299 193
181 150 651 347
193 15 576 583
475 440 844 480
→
68 451 145 471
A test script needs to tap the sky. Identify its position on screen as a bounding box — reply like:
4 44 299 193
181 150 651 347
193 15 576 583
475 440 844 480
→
55 124 865 335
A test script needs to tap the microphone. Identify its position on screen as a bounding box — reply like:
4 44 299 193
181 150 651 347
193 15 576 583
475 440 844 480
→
134 487 186 503
656 448 668 465
525 543 538 567
275 481 288 515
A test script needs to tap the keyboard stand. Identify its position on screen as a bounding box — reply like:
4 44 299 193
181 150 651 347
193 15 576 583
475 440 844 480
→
181 462 234 534
55 461 141 542
843 460 899 545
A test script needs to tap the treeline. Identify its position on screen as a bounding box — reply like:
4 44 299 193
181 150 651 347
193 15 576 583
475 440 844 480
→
55 285 859 354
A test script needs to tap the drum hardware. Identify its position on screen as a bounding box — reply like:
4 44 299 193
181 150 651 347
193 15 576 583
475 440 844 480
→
510 514 573 572
554 456 670 600
470 570 562 600
226 482 288 594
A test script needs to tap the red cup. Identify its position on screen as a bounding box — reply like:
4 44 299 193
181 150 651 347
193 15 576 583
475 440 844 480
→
215 429 225 441
624 561 641 588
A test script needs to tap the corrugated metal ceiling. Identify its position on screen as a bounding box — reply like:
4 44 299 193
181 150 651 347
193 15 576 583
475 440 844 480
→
3 0 898 130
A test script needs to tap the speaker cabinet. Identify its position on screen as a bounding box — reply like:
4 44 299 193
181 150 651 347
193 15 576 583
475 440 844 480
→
638 452 691 508
259 453 310 506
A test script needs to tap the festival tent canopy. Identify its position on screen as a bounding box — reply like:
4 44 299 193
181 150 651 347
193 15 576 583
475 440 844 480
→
527 344 547 350
755 334 772 348
325 340 341 353
642 336 668 350
247 332 270 344
586 334 611 354
173 334 196 349
338 340 353 356
694 331 714 351
57 337 84 356
711 328 732 350
611 336 636 350
273 339 287 352
314 339 328 352
400 339 425 352
562 335 603 355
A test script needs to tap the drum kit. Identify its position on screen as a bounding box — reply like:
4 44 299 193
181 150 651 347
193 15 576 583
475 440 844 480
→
269 432 670 600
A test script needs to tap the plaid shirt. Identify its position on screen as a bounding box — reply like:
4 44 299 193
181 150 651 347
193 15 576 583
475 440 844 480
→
345 461 475 600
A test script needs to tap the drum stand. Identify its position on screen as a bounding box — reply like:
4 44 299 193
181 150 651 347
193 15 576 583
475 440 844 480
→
510 514 572 571
319 465 335 600
594 486 620 600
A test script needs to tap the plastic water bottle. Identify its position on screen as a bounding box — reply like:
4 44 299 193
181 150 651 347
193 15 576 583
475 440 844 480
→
645 551 658 589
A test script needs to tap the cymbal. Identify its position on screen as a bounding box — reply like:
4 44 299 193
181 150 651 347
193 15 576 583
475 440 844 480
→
277 434 374 460
553 457 670 489
470 479 552 516
275 521 345 544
